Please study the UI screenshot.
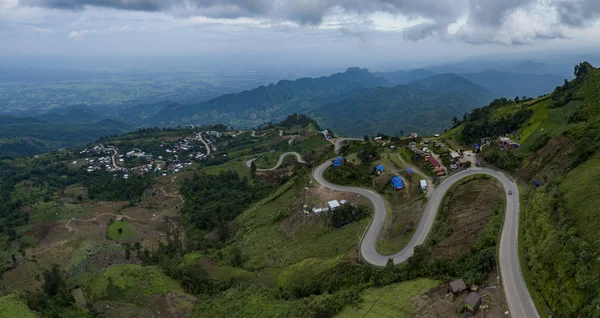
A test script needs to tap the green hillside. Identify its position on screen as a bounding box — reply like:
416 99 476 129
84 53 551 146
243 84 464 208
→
450 62 600 316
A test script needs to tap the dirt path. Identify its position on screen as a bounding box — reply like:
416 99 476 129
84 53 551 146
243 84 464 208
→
63 175 185 240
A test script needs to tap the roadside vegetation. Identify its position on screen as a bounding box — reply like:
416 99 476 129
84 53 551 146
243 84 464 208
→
449 62 600 316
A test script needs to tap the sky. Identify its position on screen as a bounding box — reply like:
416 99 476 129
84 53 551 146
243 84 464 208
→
1 0 600 70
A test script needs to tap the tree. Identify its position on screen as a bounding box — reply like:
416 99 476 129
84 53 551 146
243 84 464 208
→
364 135 369 141
230 247 244 267
118 228 123 235
250 160 257 178
400 130 404 137
125 246 131 260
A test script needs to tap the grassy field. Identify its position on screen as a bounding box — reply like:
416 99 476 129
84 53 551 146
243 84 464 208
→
106 220 134 241
85 264 182 302
337 278 440 317
203 158 253 180
515 98 580 154
217 177 368 271
560 154 600 245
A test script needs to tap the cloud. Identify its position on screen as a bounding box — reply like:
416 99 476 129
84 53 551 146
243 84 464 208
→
17 0 600 45
554 0 600 27
67 24 130 39
403 21 445 41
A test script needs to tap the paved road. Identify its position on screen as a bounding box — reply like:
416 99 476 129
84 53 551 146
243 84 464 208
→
246 152 306 171
334 138 362 152
313 162 538 318
99 144 119 169
197 132 211 155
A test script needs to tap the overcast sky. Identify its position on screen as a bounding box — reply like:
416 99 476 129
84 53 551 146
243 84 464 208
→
2 0 600 70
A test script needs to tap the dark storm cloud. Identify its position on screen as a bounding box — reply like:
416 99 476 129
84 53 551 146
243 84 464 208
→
17 0 600 43
20 0 166 11
554 0 600 27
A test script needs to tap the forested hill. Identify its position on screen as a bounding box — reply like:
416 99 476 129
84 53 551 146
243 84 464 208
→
148 67 390 127
0 114 131 157
407 73 494 108
448 62 600 317
311 83 482 137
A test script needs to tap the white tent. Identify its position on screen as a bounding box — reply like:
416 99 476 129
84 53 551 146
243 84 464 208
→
328 200 341 210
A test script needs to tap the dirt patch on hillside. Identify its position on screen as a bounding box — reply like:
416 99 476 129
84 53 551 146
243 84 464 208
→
377 197 424 253
432 179 502 258
516 136 577 184
414 273 506 317
152 292 196 318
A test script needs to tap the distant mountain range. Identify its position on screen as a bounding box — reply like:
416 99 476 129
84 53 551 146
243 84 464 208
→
0 63 568 156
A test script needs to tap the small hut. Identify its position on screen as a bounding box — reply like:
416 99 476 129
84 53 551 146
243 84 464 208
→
465 292 481 314
449 279 467 294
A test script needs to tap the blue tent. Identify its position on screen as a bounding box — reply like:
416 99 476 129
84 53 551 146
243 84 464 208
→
376 165 384 172
535 180 540 188
514 144 519 149
407 169 414 175
391 176 404 190
337 157 343 161
474 143 480 148
333 162 341 167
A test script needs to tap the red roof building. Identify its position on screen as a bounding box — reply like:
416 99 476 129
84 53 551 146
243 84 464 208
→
426 156 441 168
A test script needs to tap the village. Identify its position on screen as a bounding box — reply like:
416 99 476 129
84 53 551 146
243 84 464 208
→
75 130 223 179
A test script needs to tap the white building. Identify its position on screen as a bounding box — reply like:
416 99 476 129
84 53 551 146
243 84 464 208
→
328 200 341 210
420 180 428 191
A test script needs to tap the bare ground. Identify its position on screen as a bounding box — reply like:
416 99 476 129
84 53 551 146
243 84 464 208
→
415 273 507 317
432 179 502 258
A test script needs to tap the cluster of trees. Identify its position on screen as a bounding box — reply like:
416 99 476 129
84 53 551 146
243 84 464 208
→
458 105 532 144
521 184 600 316
482 148 522 172
25 264 89 317
330 205 370 228
180 171 274 236
323 162 373 188
84 173 155 202
280 113 321 130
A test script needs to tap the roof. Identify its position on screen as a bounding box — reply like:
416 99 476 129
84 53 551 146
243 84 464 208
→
328 200 340 209
426 156 440 167
465 292 481 308
376 164 384 171
391 176 404 188
450 279 466 293
420 180 428 188
450 152 460 159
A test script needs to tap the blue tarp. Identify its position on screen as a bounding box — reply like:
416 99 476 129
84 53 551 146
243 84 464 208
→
407 169 414 175
376 165 384 172
333 163 341 167
391 176 404 189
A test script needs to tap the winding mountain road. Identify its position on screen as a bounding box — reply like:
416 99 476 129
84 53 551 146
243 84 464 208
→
246 152 306 171
313 161 538 318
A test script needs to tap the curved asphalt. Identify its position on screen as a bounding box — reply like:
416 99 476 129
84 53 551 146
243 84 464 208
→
313 162 538 318
245 152 306 171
